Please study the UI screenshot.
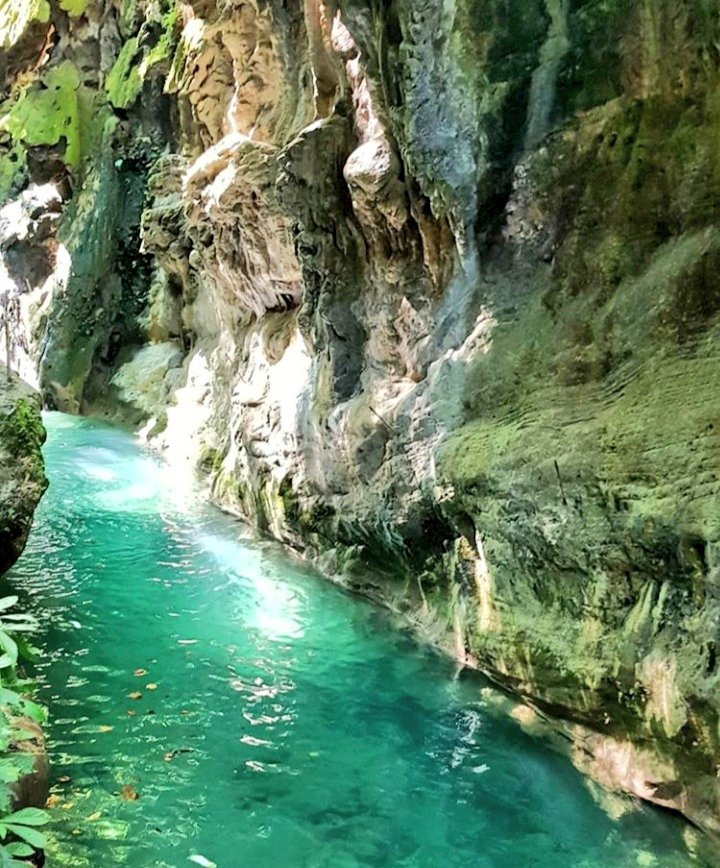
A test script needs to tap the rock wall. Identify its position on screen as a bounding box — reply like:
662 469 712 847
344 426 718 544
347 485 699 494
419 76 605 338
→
0 374 46 576
3 0 720 850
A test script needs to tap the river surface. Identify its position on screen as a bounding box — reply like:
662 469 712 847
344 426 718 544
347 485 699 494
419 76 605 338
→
7 413 694 867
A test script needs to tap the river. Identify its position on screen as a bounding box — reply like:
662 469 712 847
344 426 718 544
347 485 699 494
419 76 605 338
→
7 413 693 867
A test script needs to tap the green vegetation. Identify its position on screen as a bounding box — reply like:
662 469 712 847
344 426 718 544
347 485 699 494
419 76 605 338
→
1 0 177 196
106 37 143 110
0 0 50 51
57 0 90 16
0 596 49 866
0 401 45 463
0 810 49 865
0 57 110 199
1 62 82 168
106 2 180 109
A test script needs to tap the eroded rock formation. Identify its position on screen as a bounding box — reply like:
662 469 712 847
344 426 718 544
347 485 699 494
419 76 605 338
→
2 0 720 852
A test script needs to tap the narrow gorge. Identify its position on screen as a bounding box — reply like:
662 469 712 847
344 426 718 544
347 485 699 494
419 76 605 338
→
1 0 720 864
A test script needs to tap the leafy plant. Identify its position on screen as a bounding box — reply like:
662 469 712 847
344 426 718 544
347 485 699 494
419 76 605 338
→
0 808 49 859
0 597 50 865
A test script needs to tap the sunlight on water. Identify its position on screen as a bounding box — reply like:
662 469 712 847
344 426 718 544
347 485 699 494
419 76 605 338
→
7 414 696 867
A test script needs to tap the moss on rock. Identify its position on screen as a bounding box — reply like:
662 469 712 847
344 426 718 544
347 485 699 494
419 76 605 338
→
0 379 47 577
106 37 144 110
58 0 90 16
106 3 180 110
0 0 50 51
2 61 83 168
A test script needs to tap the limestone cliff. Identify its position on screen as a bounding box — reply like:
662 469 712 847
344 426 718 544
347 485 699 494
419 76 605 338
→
2 0 720 850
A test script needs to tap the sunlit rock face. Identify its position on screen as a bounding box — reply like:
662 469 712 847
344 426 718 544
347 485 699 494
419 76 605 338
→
3 0 720 846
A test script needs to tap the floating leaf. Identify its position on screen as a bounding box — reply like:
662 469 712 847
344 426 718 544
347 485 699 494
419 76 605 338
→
46 794 61 808
127 692 142 701
146 683 158 691
97 725 114 733
133 669 148 677
86 811 102 822
58 775 72 784
119 785 139 802
189 856 217 868
126 710 137 717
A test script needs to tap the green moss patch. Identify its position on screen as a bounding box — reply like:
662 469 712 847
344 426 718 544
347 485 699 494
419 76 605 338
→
0 399 45 466
106 3 180 109
106 37 144 110
0 0 50 51
1 61 83 167
58 0 91 17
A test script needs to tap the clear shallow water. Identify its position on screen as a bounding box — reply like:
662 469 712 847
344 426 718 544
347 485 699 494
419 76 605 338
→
7 413 694 867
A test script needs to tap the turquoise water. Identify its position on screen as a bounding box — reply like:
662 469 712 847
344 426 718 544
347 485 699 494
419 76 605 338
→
7 413 694 867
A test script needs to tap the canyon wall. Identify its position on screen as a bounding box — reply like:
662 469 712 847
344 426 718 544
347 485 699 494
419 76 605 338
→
2 0 720 850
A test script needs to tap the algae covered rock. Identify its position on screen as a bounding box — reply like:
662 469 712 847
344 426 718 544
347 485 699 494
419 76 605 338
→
0 374 46 575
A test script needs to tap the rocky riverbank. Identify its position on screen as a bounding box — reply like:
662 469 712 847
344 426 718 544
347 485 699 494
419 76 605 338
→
0 375 47 575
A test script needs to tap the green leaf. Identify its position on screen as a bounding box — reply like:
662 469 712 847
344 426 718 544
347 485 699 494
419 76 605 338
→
59 0 91 16
13 639 39 664
0 633 18 671
0 846 23 868
3 676 37 693
3 824 46 849
16 700 44 725
4 843 32 857
0 729 13 752
0 764 25 785
0 785 12 814
4 808 50 827
0 601 18 615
